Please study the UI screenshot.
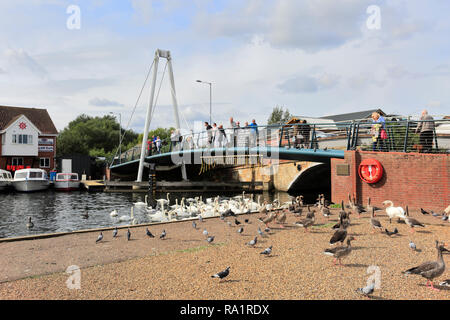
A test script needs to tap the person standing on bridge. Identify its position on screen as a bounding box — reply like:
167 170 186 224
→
218 124 227 147
155 136 162 154
212 123 219 147
371 112 387 152
415 110 435 153
249 119 259 147
205 122 213 147
300 120 311 148
228 117 237 147
170 129 179 152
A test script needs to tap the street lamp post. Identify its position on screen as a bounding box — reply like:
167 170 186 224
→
109 112 122 164
196 80 212 124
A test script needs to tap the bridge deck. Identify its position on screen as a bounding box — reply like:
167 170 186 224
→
110 147 345 174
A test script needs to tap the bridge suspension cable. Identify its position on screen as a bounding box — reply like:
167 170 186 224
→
109 59 155 167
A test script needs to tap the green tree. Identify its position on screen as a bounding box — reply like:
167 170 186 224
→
56 114 139 161
268 106 292 125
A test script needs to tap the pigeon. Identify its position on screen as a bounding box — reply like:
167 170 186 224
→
442 214 448 221
439 279 450 287
192 221 197 229
235 218 241 226
26 217 34 229
203 229 209 237
246 236 257 247
264 227 271 233
198 215 203 223
112 227 118 238
160 229 166 239
206 235 215 244
127 228 131 241
96 232 103 243
356 282 375 298
211 266 230 281
260 245 272 256
244 219 250 224
257 227 266 237
146 228 155 238
409 240 417 251
420 208 430 215
237 227 244 234
385 227 398 236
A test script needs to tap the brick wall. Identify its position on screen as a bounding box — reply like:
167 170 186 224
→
331 151 450 211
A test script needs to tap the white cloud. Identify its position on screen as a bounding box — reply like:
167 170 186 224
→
5 48 48 79
89 97 124 107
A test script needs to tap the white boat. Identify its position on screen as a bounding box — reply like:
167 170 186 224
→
12 168 50 192
0 169 13 191
54 173 80 191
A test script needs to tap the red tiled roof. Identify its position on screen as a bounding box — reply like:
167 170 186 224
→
0 105 58 134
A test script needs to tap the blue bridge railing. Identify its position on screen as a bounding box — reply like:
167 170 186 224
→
110 118 450 167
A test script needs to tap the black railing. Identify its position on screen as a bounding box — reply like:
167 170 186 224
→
110 119 450 166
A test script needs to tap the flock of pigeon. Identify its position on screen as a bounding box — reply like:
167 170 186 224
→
28 190 447 299
212 193 449 297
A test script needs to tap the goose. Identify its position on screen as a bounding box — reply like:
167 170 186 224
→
403 206 425 233
382 200 405 223
276 209 287 228
370 208 383 233
133 195 148 207
402 240 447 291
296 195 304 207
294 212 315 232
323 236 356 266
306 205 315 219
366 197 382 214
330 217 348 245
110 209 118 217
321 205 331 220
26 217 34 229
261 211 277 228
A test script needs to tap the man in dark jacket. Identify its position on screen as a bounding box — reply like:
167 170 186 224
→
415 110 435 153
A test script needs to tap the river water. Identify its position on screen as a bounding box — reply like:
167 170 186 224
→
0 190 313 239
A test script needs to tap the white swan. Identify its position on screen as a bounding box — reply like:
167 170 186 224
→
133 195 148 207
119 207 136 224
110 209 118 217
382 200 406 223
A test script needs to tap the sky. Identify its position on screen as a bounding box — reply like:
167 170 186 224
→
0 0 449 134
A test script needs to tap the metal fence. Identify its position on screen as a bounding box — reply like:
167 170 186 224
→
111 119 450 166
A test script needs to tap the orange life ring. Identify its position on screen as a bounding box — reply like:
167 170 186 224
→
358 159 383 184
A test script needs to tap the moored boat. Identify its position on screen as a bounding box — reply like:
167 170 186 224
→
54 173 80 191
12 168 50 192
0 169 13 191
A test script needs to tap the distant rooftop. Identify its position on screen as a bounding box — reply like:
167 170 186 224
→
320 109 386 122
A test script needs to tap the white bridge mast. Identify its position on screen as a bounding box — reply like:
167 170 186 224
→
136 49 187 182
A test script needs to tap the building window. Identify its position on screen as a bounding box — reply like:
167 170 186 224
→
40 158 50 168
12 134 33 144
12 158 24 166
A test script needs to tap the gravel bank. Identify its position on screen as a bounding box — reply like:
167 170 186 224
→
0 208 448 300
